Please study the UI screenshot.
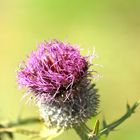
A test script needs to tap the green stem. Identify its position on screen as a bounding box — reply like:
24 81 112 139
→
74 123 91 140
7 117 41 127
0 117 41 137
95 100 140 139
74 100 140 140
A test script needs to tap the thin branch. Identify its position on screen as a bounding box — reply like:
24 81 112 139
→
94 100 140 139
74 100 140 140
0 117 41 137
0 127 39 136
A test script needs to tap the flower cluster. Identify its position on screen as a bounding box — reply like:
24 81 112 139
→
17 40 99 128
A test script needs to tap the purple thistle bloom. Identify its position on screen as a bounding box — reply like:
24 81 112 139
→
17 40 91 102
17 40 99 128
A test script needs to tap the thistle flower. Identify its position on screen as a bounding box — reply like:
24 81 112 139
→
17 40 99 128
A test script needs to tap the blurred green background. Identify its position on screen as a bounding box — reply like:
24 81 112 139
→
0 0 140 139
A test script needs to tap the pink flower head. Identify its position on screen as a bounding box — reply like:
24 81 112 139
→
17 40 93 103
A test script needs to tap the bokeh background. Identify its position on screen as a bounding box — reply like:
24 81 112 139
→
0 0 140 140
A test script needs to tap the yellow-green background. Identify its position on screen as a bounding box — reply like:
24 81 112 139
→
0 0 140 139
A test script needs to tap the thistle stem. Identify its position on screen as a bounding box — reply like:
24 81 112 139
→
74 100 140 140
74 123 91 140
95 100 140 139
